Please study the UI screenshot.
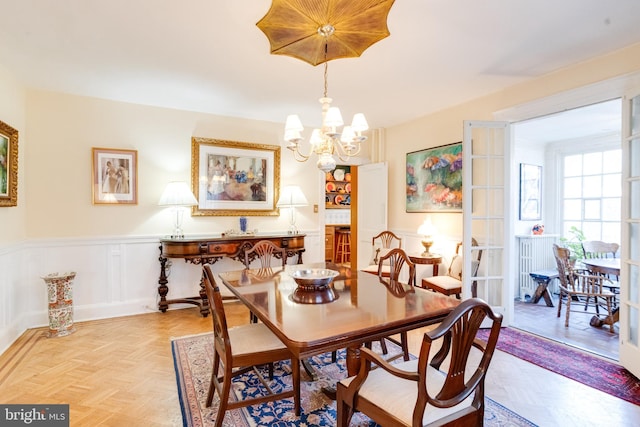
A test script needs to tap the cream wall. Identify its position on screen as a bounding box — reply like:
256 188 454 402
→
384 42 640 239
24 90 322 238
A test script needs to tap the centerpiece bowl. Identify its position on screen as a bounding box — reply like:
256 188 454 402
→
290 268 340 304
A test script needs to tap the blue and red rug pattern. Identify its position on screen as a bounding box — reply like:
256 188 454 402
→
172 332 537 427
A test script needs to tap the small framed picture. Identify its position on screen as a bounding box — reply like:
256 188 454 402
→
92 147 138 205
0 119 18 207
519 163 542 220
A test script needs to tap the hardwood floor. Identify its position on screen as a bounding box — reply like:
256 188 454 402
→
513 294 619 360
1 302 638 427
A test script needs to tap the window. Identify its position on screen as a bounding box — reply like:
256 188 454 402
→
562 149 621 243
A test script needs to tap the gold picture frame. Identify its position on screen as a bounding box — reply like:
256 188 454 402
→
191 137 280 216
91 147 138 205
0 120 18 207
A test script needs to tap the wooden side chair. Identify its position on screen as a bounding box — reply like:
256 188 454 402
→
375 248 415 362
244 240 287 323
553 244 616 333
336 298 503 427
582 240 619 260
422 238 482 299
244 239 287 269
202 265 300 425
362 231 402 276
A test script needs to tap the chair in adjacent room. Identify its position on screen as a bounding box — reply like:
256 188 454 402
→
421 238 482 299
361 231 403 277
244 240 287 323
374 248 416 362
202 265 300 426
336 298 503 427
553 244 616 333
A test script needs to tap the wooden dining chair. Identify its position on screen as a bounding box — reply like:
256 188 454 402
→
422 238 482 299
375 248 415 362
202 265 300 425
336 298 503 427
553 244 616 333
362 231 402 276
244 240 287 323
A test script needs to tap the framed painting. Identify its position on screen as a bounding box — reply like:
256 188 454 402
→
92 147 138 204
519 163 542 220
406 142 463 212
191 137 280 216
0 120 18 207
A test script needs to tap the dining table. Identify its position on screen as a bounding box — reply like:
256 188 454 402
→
580 257 621 328
218 262 459 406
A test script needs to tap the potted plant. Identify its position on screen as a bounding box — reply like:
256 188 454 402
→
559 226 586 262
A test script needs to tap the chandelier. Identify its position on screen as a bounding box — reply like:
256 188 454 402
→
284 44 368 172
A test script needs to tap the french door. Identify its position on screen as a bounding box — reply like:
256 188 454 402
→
463 121 513 323
619 89 640 378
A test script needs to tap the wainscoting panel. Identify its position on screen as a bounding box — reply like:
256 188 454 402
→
0 231 323 356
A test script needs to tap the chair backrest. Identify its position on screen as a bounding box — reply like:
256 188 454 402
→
203 264 232 365
419 298 502 421
377 248 416 296
244 240 287 268
582 240 619 259
447 238 482 279
553 243 578 292
369 231 402 265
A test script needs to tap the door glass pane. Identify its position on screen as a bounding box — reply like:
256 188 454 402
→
631 138 640 177
631 95 640 135
631 181 640 219
629 306 639 346
630 264 639 304
631 223 640 260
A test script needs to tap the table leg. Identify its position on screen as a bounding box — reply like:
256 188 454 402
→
531 278 554 307
158 252 169 312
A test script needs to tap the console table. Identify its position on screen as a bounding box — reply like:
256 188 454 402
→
158 233 305 316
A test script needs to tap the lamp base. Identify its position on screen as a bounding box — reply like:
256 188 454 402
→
421 239 433 256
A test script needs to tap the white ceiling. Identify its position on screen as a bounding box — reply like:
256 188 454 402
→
0 1 639 132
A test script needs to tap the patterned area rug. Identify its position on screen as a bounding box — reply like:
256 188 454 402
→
172 332 536 427
477 327 640 405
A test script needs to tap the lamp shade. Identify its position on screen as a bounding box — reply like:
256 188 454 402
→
158 181 198 206
276 185 308 207
418 217 436 236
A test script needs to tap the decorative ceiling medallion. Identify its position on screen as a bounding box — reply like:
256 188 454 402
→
257 0 395 66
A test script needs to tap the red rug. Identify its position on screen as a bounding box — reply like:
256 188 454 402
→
477 327 640 405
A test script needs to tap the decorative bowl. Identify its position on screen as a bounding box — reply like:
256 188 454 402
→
290 268 340 304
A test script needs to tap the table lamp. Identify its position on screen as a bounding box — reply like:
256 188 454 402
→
276 185 308 234
159 181 198 239
417 217 437 256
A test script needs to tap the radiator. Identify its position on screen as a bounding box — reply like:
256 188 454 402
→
517 235 559 301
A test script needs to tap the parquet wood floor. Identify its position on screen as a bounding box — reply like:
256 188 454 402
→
1 301 638 426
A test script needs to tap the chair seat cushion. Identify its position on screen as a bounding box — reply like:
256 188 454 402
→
423 275 462 291
229 323 287 356
339 359 474 425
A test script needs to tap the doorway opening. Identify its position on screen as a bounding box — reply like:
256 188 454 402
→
511 99 622 361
